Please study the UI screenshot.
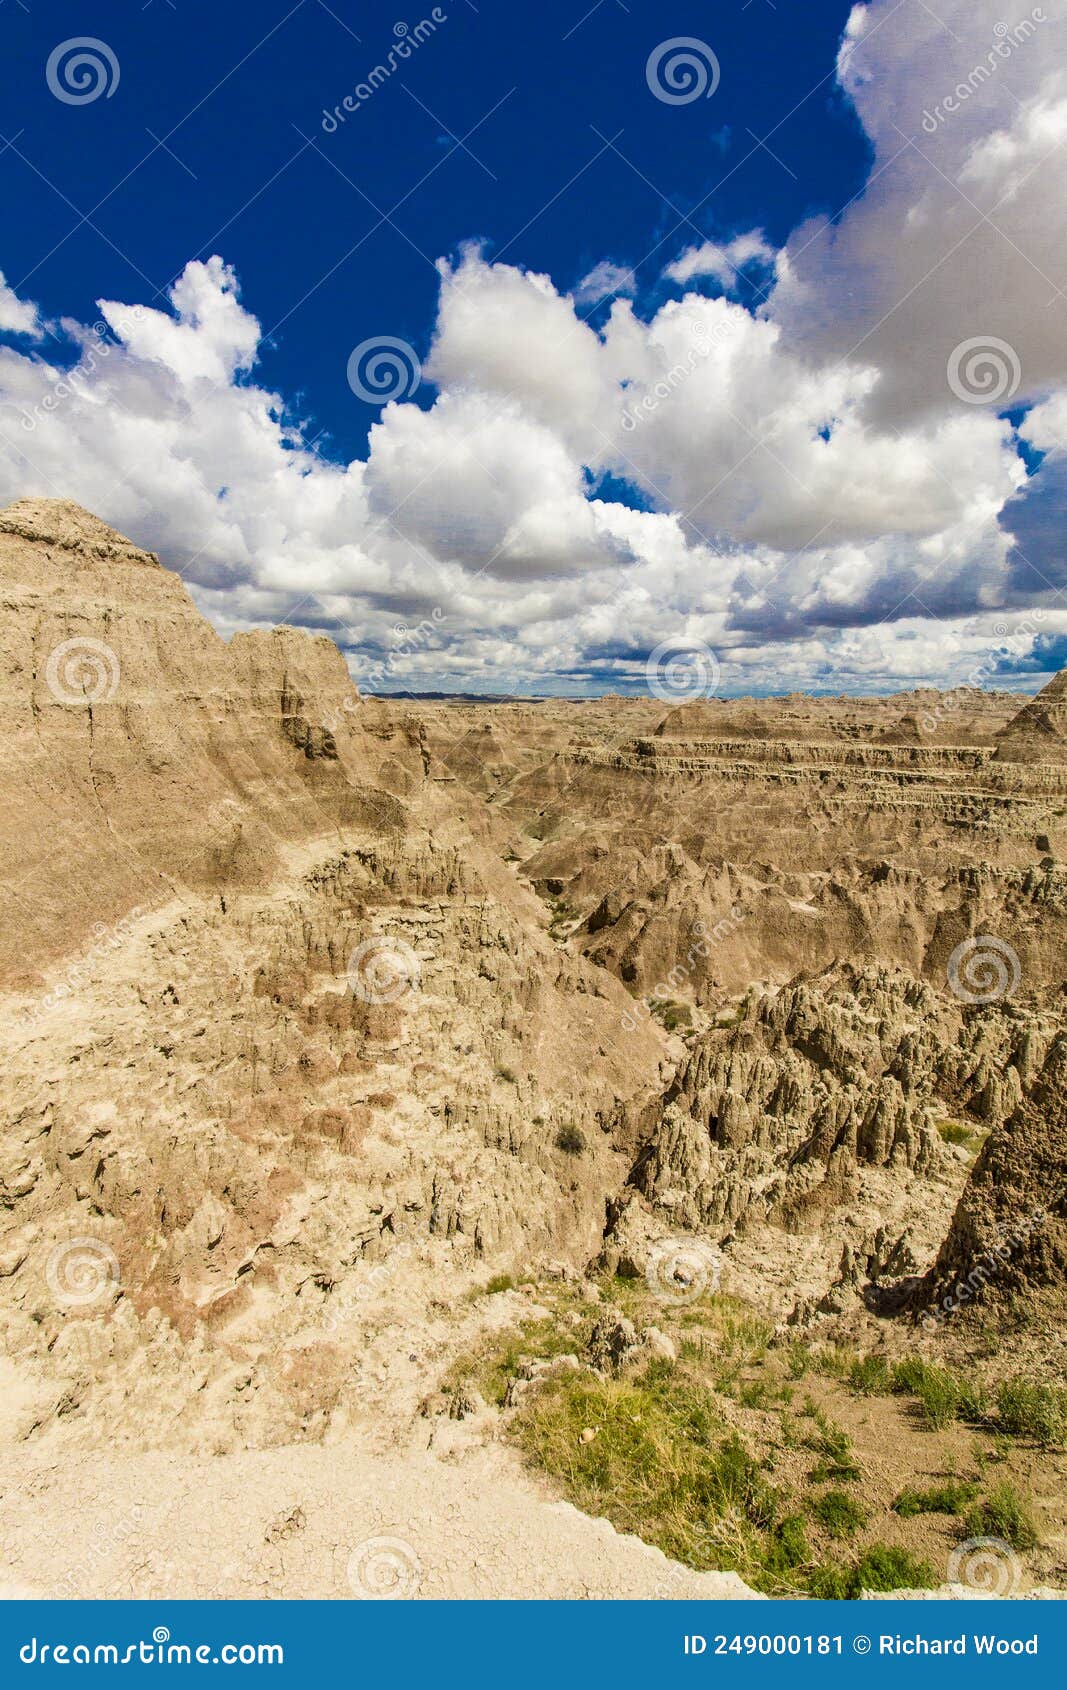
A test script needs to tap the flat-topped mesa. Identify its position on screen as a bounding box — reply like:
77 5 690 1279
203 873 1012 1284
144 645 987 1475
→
0 498 412 985
995 668 1067 763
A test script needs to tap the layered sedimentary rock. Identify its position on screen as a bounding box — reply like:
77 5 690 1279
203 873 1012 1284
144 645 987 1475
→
0 500 667 1451
0 498 420 985
2 497 1065 1467
417 683 1066 1332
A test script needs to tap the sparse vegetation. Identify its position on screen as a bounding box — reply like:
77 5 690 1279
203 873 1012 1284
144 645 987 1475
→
804 1409 857 1468
809 1488 867 1538
480 1273 517 1297
452 1278 1053 1601
962 1482 1039 1551
873 1357 1066 1448
555 1123 586 1155
547 898 577 938
994 1377 1067 1450
650 998 692 1033
936 1118 975 1146
808 1546 938 1599
894 1479 979 1518
849 1355 892 1395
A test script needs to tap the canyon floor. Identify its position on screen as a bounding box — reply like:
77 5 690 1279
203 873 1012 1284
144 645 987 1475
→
0 499 1064 1600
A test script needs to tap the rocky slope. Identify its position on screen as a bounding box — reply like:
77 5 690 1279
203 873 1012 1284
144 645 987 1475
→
1 499 1064 1597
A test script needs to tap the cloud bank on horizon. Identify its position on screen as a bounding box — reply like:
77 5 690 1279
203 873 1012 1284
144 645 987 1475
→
1 0 1066 698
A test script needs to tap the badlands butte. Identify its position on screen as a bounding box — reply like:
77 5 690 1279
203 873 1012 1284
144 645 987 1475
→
0 497 1065 1600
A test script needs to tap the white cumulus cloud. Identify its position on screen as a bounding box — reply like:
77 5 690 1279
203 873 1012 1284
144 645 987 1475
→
0 0 1064 697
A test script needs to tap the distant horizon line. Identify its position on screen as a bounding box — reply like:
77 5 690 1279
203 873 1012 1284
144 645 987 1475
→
361 678 1052 703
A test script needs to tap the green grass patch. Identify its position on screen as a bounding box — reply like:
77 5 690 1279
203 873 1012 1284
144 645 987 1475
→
883 1358 1064 1447
890 1358 986 1429
936 1119 973 1145
849 1355 892 1395
513 1364 779 1572
481 1273 517 1297
962 1482 1039 1551
808 1545 937 1599
804 1410 855 1463
462 1314 588 1407
894 1480 979 1518
995 1378 1067 1450
809 1489 868 1539
651 999 693 1033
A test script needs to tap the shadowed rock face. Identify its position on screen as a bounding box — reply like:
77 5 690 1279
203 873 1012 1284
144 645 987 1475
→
922 1032 1067 1316
996 669 1067 763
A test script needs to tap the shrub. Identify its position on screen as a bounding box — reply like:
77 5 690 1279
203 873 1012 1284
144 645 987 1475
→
805 1410 854 1463
482 1273 517 1296
810 1489 867 1539
891 1358 986 1429
894 1480 978 1518
995 1378 1067 1450
806 1412 862 1483
849 1355 892 1395
652 1000 692 1032
806 1546 937 1600
962 1483 1038 1551
852 1545 938 1595
555 1123 586 1155
761 1514 810 1578
809 1458 863 1485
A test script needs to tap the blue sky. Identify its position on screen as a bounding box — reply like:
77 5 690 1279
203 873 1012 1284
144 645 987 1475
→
1 0 868 462
1 0 1065 696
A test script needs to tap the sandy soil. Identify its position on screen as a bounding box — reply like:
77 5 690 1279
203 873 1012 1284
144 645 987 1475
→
0 1438 759 1601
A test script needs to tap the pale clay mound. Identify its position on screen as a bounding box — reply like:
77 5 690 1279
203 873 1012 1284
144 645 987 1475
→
1 501 1064 1600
